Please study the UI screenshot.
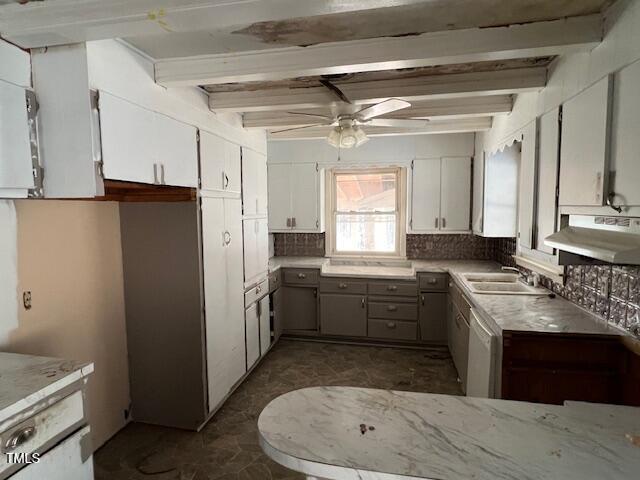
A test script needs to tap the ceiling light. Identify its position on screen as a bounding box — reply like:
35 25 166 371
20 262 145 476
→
326 125 369 149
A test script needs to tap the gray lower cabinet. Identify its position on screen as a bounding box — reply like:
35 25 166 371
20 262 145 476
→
368 319 417 340
272 287 284 341
419 292 448 344
320 293 367 337
282 286 318 331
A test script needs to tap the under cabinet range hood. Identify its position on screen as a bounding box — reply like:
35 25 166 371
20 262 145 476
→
545 215 640 265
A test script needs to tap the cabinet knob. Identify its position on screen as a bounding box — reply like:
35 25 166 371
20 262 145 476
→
387 305 398 312
338 282 348 289
387 285 398 291
427 278 437 285
421 295 425 306
361 298 366 308
297 273 306 279
386 322 396 329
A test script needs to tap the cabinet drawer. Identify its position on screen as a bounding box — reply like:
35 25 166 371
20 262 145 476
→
283 269 319 286
368 281 416 297
244 278 269 306
0 390 86 477
368 319 417 341
268 270 281 292
320 278 367 294
368 301 417 321
418 273 448 291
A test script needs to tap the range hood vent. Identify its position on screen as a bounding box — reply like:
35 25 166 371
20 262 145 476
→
545 215 640 265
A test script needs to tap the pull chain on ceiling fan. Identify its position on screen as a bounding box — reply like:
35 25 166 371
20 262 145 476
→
270 79 429 149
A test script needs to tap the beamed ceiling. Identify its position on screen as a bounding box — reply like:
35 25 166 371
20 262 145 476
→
0 0 614 140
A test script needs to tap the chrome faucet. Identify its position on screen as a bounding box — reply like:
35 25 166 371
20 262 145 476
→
501 266 535 285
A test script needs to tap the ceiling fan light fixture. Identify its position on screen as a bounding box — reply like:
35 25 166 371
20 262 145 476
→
326 125 368 149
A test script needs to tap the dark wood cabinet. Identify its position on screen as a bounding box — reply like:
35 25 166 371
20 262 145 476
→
501 331 640 406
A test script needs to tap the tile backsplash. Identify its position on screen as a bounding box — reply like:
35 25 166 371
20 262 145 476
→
273 233 325 257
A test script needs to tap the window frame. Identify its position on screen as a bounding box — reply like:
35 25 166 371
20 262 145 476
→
326 166 407 258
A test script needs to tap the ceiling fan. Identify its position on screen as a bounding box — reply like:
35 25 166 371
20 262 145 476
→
270 79 429 149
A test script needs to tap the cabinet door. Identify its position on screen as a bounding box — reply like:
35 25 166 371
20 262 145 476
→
559 75 612 206
440 157 471 232
411 158 441 232
536 108 560 254
200 131 226 193
100 92 156 184
259 296 271 355
320 294 367 337
419 293 447 344
291 163 319 231
225 142 242 195
242 218 259 284
472 152 485 234
518 122 537 249
268 163 292 231
202 197 246 412
282 286 317 331
154 113 198 187
242 148 259 216
245 303 260 369
256 152 269 216
256 217 269 277
272 288 284 341
0 80 34 195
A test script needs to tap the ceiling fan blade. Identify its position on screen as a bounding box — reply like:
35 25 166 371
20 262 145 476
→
270 123 331 134
285 111 335 120
364 118 430 128
355 99 411 120
319 79 352 104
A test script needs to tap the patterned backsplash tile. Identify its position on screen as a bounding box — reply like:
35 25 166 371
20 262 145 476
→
273 233 325 257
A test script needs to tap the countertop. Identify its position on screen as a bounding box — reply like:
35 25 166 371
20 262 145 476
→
259 386 640 480
0 352 94 424
268 256 621 336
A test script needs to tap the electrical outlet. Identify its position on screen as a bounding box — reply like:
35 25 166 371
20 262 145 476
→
23 291 32 310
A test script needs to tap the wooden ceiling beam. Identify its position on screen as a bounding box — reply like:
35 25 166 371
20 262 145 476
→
210 68 544 113
157 15 601 87
242 95 512 129
268 117 493 140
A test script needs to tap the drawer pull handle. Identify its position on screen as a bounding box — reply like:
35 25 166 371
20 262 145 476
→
386 322 396 329
387 305 398 312
256 285 262 294
338 283 348 289
387 285 398 291
427 278 437 285
4 426 36 452
361 298 366 308
297 273 306 279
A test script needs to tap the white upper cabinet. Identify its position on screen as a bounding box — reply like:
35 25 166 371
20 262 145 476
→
200 131 241 196
610 60 640 207
0 80 37 198
476 145 519 238
472 152 485 235
518 122 537 249
536 108 561 254
440 157 471 232
410 157 470 233
100 92 198 187
243 217 269 287
411 158 441 232
268 162 324 233
0 40 36 198
559 75 613 207
242 148 268 217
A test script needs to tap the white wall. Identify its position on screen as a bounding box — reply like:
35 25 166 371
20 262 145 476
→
0 201 18 345
268 133 475 166
4 200 130 451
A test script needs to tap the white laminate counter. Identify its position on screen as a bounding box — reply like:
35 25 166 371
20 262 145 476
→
0 352 94 424
268 256 623 337
259 386 640 480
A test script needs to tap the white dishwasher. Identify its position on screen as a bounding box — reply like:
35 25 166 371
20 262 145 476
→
466 309 498 398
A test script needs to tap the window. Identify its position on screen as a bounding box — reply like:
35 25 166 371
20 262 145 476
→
328 168 405 257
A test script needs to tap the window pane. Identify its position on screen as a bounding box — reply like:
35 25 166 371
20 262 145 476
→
335 173 396 213
335 214 396 253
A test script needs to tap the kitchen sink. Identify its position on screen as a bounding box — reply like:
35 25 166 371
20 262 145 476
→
460 272 548 296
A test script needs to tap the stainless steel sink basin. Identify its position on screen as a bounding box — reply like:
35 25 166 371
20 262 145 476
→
460 272 548 296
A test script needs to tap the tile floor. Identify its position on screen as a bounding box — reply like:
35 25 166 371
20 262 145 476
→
94 339 462 480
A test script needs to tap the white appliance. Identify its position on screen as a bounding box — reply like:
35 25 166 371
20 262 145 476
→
466 309 498 398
